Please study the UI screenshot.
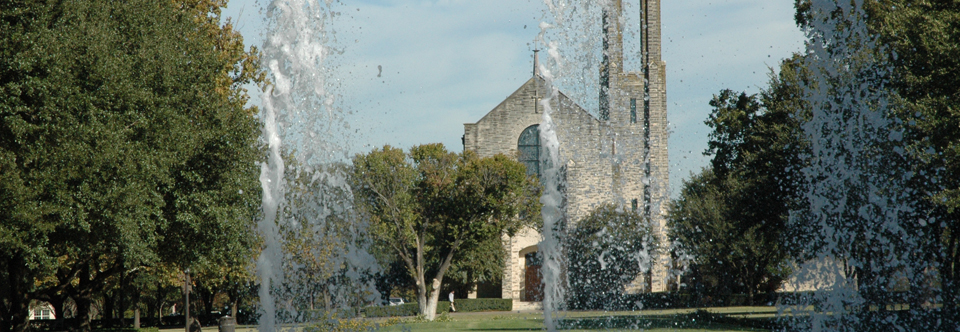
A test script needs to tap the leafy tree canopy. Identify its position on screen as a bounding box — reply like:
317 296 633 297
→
351 144 539 320
0 0 262 331
670 57 808 303
792 0 960 323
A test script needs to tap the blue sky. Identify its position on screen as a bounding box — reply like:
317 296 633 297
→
222 0 805 198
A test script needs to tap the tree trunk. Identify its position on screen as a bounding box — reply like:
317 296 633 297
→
2 254 34 332
75 296 93 332
414 240 429 319
423 286 444 321
415 278 428 319
133 288 141 329
944 228 960 325
44 293 67 330
322 289 331 311
103 290 115 327
226 286 239 318
200 288 214 319
5 300 30 332
414 238 460 321
155 281 163 325
134 307 140 329
6 307 30 332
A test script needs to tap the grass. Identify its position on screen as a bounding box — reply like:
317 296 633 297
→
162 306 781 332
375 307 780 331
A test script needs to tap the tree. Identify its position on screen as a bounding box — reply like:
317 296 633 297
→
351 144 539 320
669 169 729 295
859 1 960 323
790 0 960 327
669 57 808 304
0 1 262 331
566 204 658 310
669 169 790 303
439 233 508 298
278 160 379 315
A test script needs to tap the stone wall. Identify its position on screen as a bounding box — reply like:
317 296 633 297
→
464 0 671 297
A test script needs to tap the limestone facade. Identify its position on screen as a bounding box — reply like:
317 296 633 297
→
462 0 670 300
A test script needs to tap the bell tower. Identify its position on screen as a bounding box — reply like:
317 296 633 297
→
600 0 670 293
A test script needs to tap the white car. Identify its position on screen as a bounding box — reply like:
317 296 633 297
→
388 297 405 306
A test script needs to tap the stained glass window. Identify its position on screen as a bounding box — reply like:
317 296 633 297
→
518 125 540 177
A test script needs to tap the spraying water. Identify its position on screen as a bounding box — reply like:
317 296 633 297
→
258 1 378 330
535 29 565 331
536 0 668 330
253 0 949 330
784 0 941 330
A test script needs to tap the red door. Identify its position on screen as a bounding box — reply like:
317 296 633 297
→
522 252 543 301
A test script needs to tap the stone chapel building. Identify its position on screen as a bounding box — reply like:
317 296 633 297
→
462 0 670 304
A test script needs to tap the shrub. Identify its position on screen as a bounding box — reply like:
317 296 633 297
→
453 298 512 312
302 318 377 332
566 204 658 310
300 310 383 332
362 303 418 318
436 301 451 313
361 298 514 318
298 309 358 322
620 291 782 310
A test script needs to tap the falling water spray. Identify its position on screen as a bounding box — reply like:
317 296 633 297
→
257 1 378 331
536 0 664 330
784 0 934 330
535 33 565 331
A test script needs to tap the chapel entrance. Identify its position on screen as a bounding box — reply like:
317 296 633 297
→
522 251 543 301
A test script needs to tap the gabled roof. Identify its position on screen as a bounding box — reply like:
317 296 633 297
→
470 75 600 125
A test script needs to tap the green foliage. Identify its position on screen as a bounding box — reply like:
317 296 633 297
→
431 311 453 322
792 0 960 325
298 308 360 321
351 144 539 319
277 159 378 313
449 298 512 312
441 233 507 290
0 0 262 331
361 299 510 318
670 57 808 303
302 315 378 332
557 308 782 331
566 204 658 310
862 1 960 318
362 303 419 318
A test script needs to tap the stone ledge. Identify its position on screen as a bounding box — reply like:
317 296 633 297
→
512 301 543 311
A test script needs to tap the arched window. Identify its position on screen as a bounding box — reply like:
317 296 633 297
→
518 125 540 177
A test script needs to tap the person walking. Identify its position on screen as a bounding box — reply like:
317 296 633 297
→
448 291 456 312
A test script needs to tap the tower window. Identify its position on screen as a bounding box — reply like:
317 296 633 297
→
518 125 541 177
632 198 639 212
630 98 637 123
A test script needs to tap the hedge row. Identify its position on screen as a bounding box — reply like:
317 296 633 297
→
362 299 511 318
453 298 512 312
568 292 793 311
362 303 420 318
297 309 360 322
32 319 169 331
610 292 783 310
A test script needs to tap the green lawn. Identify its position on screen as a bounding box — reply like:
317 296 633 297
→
374 307 779 331
180 307 782 332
